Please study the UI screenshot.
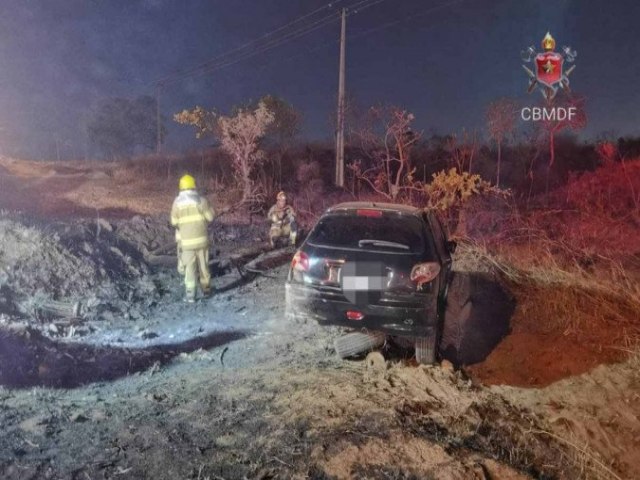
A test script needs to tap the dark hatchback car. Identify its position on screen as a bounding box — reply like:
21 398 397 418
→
285 202 456 364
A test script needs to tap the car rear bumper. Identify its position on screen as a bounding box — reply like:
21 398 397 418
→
285 282 438 337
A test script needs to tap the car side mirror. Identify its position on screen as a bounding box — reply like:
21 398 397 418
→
446 240 457 254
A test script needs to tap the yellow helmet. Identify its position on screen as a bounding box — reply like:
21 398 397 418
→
179 174 196 191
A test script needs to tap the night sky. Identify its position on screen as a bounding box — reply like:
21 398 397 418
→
1 0 639 159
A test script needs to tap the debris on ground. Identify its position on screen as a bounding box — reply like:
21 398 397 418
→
0 160 638 479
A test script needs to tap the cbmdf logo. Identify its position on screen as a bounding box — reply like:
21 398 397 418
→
521 32 577 100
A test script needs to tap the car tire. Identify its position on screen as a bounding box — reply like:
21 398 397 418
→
334 331 386 359
441 271 514 365
415 334 437 364
440 271 473 364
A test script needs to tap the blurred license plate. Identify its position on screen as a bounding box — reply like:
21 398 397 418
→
341 262 387 304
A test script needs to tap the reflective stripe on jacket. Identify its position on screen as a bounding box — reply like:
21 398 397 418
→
267 204 295 228
171 190 214 251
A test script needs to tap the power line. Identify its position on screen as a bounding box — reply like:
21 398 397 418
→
158 0 382 86
154 0 469 151
346 0 387 15
249 0 473 76
154 0 385 87
159 10 341 86
156 1 344 85
349 0 468 40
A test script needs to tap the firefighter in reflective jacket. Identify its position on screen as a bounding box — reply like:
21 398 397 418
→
267 191 297 248
171 174 214 302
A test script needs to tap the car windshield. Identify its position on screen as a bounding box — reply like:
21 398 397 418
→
307 213 431 254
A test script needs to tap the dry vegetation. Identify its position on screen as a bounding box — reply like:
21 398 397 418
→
453 159 640 390
2 151 638 345
1 146 639 478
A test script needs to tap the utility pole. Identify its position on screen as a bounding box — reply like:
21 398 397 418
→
156 83 162 154
335 8 346 187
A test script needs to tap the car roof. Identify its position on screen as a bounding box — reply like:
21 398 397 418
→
326 201 423 216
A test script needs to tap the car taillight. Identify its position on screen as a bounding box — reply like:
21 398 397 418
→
356 209 383 218
346 310 364 320
410 262 441 286
291 251 310 272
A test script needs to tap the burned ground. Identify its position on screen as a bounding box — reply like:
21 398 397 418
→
0 159 639 479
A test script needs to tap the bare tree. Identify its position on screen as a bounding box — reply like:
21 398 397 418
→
445 129 479 174
175 101 275 206
349 105 420 201
217 102 275 205
537 95 587 197
485 98 518 187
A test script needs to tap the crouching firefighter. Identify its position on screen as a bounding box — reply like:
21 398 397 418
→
171 174 214 302
267 191 297 248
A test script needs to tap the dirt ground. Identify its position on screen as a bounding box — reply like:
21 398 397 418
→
1 158 639 479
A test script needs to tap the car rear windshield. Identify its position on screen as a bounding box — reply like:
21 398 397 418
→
307 213 432 254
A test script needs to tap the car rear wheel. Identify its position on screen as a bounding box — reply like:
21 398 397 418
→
415 334 436 364
440 271 473 364
334 331 386 359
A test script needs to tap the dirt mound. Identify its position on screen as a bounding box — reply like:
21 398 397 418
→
0 215 157 321
110 214 175 256
115 214 266 257
448 245 640 387
274 365 581 479
498 358 640 479
0 211 275 333
465 275 637 387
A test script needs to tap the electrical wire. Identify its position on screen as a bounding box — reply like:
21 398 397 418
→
247 0 473 78
159 10 341 86
155 0 385 87
156 1 344 85
349 0 468 40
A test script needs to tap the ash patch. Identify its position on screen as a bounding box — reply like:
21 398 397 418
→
0 214 269 331
0 215 157 323
0 325 246 388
